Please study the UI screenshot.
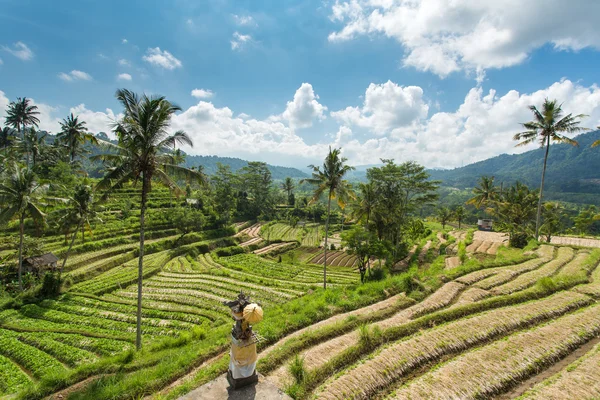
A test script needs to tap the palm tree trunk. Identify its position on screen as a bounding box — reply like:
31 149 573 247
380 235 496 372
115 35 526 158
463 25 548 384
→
136 174 149 350
323 193 332 289
61 219 83 277
18 215 24 291
535 137 551 241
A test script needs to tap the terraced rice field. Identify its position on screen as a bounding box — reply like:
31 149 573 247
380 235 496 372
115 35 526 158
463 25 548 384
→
309 250 358 268
252 244 600 399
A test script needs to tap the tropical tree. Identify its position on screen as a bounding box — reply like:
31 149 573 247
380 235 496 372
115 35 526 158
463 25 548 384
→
0 164 45 291
4 97 40 165
93 89 205 349
281 177 295 205
302 147 355 289
490 182 538 248
453 205 466 229
53 184 101 275
0 127 16 155
57 113 98 163
591 126 600 148
539 202 565 242
436 207 452 229
21 128 46 168
514 98 587 240
466 176 499 209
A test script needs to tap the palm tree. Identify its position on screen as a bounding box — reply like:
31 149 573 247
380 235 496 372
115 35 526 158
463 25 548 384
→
0 164 45 291
57 113 98 163
281 177 295 199
514 98 587 240
53 184 101 275
5 97 40 166
93 89 205 350
453 205 466 229
0 127 16 155
350 182 377 271
466 176 499 209
302 147 354 289
21 128 46 168
436 207 452 229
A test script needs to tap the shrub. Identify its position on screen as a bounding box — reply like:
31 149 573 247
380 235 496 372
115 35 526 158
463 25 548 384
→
39 273 62 298
509 232 529 248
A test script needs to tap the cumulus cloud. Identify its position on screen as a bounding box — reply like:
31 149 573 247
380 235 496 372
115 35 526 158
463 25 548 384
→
2 41 34 61
117 73 132 81
331 81 428 134
2 79 598 169
328 0 600 78
231 32 252 50
118 59 130 66
282 83 327 129
191 88 214 99
143 47 182 70
58 70 93 82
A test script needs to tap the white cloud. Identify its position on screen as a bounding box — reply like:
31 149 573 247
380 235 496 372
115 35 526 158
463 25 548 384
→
58 70 93 82
143 47 182 70
331 80 428 134
231 32 252 50
2 41 34 61
333 79 600 168
0 58 3 65
281 83 327 129
69 104 120 134
191 89 214 99
2 79 598 170
122 39 128 44
233 15 257 26
118 59 130 66
328 0 600 78
117 73 132 81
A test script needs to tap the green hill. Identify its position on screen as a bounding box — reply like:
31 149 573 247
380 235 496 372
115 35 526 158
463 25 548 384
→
182 154 307 180
429 130 600 205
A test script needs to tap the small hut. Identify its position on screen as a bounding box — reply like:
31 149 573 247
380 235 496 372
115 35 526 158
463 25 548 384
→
23 253 59 275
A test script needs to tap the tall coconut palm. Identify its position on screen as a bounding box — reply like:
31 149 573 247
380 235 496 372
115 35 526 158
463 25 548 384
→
5 97 40 166
93 89 205 350
466 176 499 209
302 147 354 289
514 98 587 240
21 128 46 168
350 182 377 271
57 113 98 163
0 164 45 291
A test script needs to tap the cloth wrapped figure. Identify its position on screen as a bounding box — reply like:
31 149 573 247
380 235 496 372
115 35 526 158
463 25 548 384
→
223 292 263 388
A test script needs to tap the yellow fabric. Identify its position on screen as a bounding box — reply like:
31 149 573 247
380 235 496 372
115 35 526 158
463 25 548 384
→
231 341 257 366
243 303 263 324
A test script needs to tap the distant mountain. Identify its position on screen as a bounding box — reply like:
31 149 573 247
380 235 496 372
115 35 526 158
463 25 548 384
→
182 155 307 180
428 130 600 205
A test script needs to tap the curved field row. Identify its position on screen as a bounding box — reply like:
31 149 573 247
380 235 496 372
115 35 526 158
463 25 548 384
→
388 303 600 399
254 242 296 255
235 222 261 238
491 247 575 295
309 250 358 267
315 291 591 400
265 281 465 387
240 237 263 247
519 341 600 399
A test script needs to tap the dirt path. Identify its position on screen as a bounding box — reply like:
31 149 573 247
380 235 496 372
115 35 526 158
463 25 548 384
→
235 223 261 238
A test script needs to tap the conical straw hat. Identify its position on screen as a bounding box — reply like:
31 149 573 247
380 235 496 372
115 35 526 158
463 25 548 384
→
243 303 263 324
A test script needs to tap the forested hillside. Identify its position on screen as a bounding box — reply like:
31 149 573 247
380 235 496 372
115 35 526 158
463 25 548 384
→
429 130 600 191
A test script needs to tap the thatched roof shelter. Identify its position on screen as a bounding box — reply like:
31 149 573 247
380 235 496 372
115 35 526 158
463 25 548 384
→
23 253 59 273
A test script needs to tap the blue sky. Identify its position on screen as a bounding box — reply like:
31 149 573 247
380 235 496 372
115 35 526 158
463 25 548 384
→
1 0 600 169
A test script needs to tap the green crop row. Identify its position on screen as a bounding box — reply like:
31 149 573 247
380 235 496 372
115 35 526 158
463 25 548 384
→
0 328 65 379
